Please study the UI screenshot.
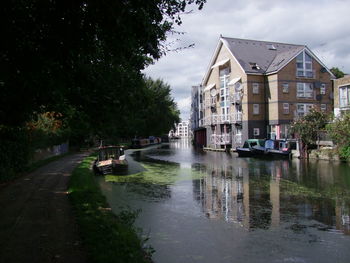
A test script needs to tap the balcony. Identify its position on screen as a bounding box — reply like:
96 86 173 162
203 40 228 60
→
230 93 243 104
232 112 242 123
211 133 231 145
204 112 243 126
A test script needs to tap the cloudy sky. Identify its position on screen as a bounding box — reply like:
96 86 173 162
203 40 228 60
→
143 0 350 121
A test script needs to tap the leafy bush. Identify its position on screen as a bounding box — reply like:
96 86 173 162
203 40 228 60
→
327 112 350 160
339 146 350 160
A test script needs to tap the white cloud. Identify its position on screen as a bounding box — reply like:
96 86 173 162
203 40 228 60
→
143 0 350 120
176 96 192 121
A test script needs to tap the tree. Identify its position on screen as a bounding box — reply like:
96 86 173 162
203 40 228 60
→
290 109 329 159
0 0 205 127
330 67 345 79
0 0 205 180
327 112 350 160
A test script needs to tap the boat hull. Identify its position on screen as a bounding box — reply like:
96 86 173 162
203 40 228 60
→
236 148 253 157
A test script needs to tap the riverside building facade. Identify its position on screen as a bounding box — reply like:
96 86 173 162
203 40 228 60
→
193 36 334 149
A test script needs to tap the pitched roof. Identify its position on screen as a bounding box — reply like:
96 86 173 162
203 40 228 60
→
221 37 305 74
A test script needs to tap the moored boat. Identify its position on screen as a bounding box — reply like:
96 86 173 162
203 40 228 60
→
93 146 128 175
131 136 162 149
265 139 292 158
236 139 265 157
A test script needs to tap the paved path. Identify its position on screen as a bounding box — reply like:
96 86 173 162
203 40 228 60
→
0 152 89 263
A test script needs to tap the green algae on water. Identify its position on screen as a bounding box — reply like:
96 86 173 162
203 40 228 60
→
105 162 206 185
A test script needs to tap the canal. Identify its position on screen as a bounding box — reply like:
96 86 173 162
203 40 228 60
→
97 140 350 263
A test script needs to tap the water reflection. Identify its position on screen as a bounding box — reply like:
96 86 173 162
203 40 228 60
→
97 143 350 263
192 157 350 234
171 138 192 149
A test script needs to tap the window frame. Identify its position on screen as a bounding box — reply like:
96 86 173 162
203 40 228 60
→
297 103 313 117
282 83 289 93
297 82 314 98
320 104 327 111
253 104 260 115
283 103 290 114
296 51 314 78
253 128 260 136
252 83 259 94
320 84 326 95
339 85 350 108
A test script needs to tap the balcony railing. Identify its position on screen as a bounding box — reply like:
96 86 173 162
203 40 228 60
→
230 93 243 104
211 133 231 145
204 112 242 126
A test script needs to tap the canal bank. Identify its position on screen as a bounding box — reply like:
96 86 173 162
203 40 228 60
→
97 141 350 263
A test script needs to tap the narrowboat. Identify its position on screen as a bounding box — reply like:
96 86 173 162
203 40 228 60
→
93 146 128 175
265 139 292 158
236 139 266 157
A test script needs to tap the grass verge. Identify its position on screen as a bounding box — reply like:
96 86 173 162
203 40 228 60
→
68 154 151 263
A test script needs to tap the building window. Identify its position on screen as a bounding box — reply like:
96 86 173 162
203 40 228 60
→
282 83 289 93
296 51 314 78
253 104 259 115
280 124 290 139
219 67 230 77
297 103 313 117
320 84 326 95
339 85 350 108
321 104 327 111
252 83 259 94
297 82 313 98
220 67 230 104
253 128 260 136
283 103 289 114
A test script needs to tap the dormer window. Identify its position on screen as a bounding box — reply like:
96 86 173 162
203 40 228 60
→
249 62 260 70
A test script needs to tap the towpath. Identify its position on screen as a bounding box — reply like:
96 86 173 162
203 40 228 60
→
0 152 88 263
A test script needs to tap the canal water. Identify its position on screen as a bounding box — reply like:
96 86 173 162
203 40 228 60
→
97 140 350 263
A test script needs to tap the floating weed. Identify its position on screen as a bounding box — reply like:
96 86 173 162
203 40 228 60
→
105 161 206 186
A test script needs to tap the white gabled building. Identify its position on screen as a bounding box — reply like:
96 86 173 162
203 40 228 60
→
174 121 189 138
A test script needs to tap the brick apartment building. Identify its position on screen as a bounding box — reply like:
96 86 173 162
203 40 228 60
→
193 36 334 149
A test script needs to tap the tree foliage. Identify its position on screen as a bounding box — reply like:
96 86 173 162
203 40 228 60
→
330 67 346 79
0 0 205 180
327 113 350 159
0 0 204 127
290 109 329 158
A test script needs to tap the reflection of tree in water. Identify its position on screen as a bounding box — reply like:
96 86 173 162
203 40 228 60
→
249 178 272 230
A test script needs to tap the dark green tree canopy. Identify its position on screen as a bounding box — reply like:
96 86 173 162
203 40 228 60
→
0 1 205 179
0 0 205 126
330 67 346 79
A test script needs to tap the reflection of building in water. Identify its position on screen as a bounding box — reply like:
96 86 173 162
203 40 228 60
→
194 160 288 230
336 200 350 235
194 161 253 228
171 138 191 149
194 158 350 234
